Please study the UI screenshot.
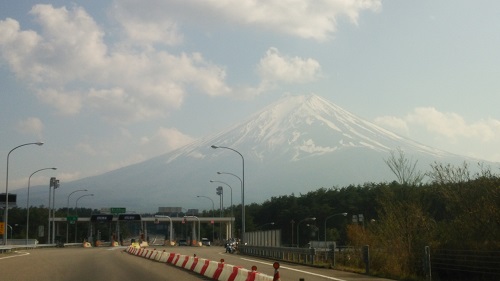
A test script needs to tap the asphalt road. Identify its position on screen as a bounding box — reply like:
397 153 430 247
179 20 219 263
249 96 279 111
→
0 245 394 281
155 245 394 281
0 246 208 281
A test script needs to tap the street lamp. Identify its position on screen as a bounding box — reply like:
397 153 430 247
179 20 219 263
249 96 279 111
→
296 217 316 248
75 194 93 243
216 186 223 217
197 195 215 242
324 212 348 247
3 141 44 245
26 167 57 245
210 179 234 238
215 186 223 239
48 177 60 244
216 172 241 240
211 145 245 243
66 189 88 243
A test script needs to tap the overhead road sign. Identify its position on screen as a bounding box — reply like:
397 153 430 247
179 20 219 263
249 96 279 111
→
118 214 141 221
66 216 78 224
91 214 114 222
110 207 126 214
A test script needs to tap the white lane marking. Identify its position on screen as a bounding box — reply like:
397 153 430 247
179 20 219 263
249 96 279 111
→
240 257 348 281
0 251 30 260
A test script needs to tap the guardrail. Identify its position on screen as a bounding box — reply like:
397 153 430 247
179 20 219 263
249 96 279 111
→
239 245 318 265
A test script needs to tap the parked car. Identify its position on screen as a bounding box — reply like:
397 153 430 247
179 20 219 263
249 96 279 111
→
201 238 211 246
178 239 188 246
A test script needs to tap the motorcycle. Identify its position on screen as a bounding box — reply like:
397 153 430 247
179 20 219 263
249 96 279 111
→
225 243 235 253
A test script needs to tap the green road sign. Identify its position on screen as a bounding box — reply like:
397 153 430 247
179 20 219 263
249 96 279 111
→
110 207 126 214
67 216 78 224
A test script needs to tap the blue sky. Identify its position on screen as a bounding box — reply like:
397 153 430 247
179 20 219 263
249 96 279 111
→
1 0 499 192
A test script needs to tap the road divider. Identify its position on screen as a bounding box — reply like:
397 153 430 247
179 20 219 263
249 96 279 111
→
125 246 274 281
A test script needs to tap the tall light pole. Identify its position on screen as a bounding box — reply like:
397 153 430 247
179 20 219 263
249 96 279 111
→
74 194 93 243
3 141 44 245
217 171 242 240
210 179 234 238
26 167 57 245
216 186 223 217
297 217 316 248
49 177 60 244
66 189 88 243
211 145 245 243
197 195 215 242
216 186 223 239
324 213 348 247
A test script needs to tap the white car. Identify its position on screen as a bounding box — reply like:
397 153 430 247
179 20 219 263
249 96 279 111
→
201 238 211 246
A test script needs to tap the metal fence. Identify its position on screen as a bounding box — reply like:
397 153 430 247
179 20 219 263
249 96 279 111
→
239 243 500 281
429 248 500 281
245 229 281 247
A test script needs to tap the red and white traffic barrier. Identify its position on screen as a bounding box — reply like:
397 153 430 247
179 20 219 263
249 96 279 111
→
124 246 274 281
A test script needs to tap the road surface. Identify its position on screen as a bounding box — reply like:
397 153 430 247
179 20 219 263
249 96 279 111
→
0 246 206 281
0 245 394 281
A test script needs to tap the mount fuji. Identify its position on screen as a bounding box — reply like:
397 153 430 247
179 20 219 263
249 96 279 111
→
23 94 479 212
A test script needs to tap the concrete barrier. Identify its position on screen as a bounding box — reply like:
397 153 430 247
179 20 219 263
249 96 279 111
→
166 252 176 264
125 246 274 281
194 258 210 275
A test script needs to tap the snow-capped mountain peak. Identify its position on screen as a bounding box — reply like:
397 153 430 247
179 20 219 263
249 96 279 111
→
207 94 443 162
22 94 477 212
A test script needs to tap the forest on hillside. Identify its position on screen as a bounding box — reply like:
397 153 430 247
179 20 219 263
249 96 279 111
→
229 155 500 280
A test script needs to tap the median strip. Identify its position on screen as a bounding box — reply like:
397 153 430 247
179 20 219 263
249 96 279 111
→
125 246 276 281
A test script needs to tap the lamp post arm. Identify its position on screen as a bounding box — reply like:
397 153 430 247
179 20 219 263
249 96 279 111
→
4 141 43 245
211 145 245 242
324 213 348 246
26 167 56 245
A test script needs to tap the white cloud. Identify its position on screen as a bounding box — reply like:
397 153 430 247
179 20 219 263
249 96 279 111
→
406 107 498 141
373 115 409 136
36 88 83 115
29 4 108 83
155 127 196 150
112 3 183 46
131 0 382 41
258 47 321 84
0 18 42 80
0 4 231 124
232 0 382 40
374 107 500 162
140 127 195 152
16 117 44 138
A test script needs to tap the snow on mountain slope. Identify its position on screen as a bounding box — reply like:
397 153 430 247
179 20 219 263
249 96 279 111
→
203 94 449 161
21 94 480 212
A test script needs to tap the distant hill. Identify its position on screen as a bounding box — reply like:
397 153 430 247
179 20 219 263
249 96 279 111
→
21 94 484 212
